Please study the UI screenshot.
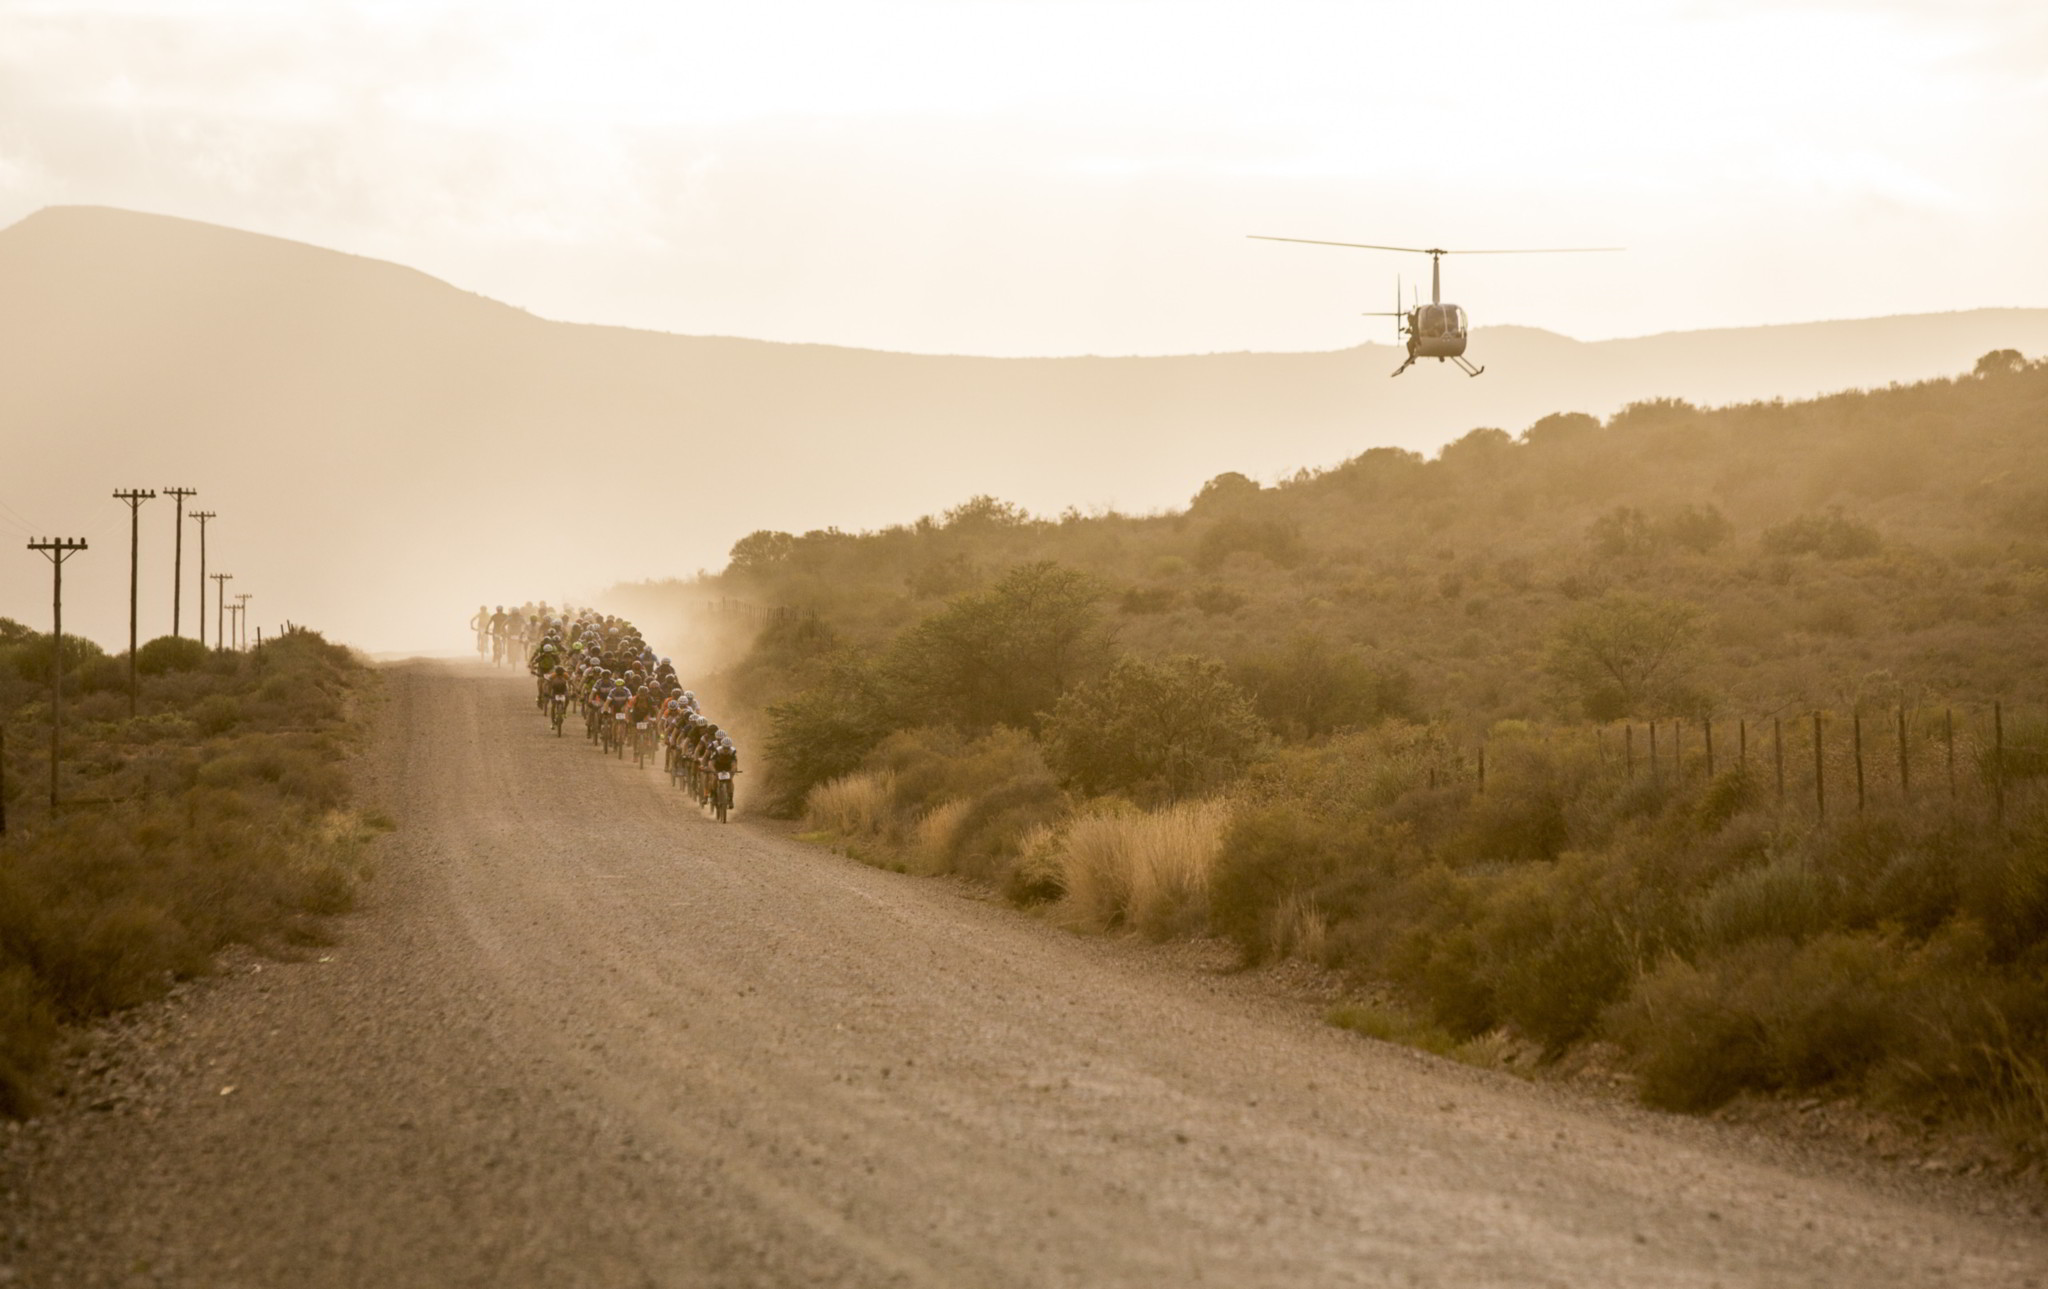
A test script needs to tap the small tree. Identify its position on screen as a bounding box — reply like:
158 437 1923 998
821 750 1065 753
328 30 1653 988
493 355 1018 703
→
1657 503 1733 554
1520 411 1601 448
942 495 1029 531
1233 634 1414 738
888 561 1108 731
726 529 795 574
1545 593 1704 719
1043 653 1264 801
1190 471 1261 514
1973 349 2027 378
1588 506 1657 559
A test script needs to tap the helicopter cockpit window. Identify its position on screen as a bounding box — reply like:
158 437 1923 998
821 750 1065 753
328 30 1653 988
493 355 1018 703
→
1444 305 1467 334
1418 304 1446 337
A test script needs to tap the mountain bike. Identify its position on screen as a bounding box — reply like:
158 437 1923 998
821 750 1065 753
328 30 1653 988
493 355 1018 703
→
613 710 629 758
712 769 738 823
633 719 652 768
549 692 569 736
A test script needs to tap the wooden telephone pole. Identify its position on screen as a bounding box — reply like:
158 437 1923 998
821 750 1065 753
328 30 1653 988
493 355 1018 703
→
27 537 88 812
164 486 198 637
112 489 155 717
234 593 252 651
191 510 217 648
211 572 233 653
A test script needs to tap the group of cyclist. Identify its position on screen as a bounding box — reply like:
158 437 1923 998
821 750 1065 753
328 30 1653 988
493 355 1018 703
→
470 603 553 668
516 608 744 822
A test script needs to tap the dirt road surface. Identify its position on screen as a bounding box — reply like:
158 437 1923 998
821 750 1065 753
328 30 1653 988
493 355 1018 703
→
5 660 2045 1287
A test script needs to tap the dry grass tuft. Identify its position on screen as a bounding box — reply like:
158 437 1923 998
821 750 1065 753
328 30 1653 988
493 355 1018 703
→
1056 799 1232 937
804 771 896 838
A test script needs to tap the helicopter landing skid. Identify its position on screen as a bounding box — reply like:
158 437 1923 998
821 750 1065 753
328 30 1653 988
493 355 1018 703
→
1389 354 1486 378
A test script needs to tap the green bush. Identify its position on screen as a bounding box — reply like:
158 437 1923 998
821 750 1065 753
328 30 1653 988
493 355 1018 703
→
1042 653 1263 802
1761 508 1882 559
136 635 211 676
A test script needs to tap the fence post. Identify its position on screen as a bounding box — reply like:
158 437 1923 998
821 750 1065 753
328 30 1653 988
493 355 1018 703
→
1477 742 1486 797
1705 716 1715 778
1814 711 1826 821
1853 710 1866 814
1739 718 1747 768
1994 701 2005 824
1897 705 1909 799
1674 720 1684 781
1775 716 1785 804
1649 722 1660 784
1945 708 1956 803
1626 724 1635 780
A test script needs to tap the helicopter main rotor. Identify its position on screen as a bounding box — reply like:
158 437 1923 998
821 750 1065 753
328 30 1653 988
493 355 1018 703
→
1247 236 1623 304
1250 234 1624 378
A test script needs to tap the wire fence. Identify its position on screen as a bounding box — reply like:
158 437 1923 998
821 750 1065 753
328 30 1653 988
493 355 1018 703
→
1412 703 2042 823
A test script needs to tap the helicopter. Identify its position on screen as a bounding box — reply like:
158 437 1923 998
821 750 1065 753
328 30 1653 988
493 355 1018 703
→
1249 236 1622 377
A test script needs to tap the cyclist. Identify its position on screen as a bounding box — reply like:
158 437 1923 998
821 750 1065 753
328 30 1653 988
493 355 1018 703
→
469 604 490 658
706 735 740 818
543 664 572 730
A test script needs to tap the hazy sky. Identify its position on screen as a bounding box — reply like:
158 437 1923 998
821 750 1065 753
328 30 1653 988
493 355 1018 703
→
1 0 2042 356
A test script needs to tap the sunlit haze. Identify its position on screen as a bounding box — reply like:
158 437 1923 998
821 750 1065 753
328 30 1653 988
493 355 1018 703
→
2 0 2042 354
3 0 2047 653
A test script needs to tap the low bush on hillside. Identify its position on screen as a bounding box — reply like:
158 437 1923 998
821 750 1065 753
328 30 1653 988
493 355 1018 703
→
0 630 380 1116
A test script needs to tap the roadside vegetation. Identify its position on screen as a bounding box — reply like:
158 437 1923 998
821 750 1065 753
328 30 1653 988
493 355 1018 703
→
612 351 2048 1165
0 626 382 1116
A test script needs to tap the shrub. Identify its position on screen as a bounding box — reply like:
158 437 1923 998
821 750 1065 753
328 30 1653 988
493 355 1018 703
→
1610 933 1907 1110
1657 503 1733 554
193 694 244 737
885 561 1108 732
1043 654 1263 802
136 635 211 676
1233 635 1413 738
1761 508 1882 559
1194 515 1304 571
1693 855 1831 949
1054 799 1231 938
803 771 896 838
763 655 897 815
1544 593 1704 719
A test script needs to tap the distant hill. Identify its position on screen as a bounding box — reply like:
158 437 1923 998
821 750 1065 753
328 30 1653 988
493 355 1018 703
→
4 204 2046 653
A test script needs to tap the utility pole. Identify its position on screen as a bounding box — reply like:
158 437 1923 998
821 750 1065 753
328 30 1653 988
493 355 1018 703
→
112 488 156 717
211 573 233 653
234 593 252 651
190 510 216 648
164 486 198 636
28 537 88 813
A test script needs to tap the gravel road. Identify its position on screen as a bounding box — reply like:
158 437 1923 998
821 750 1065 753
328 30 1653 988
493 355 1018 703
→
4 660 2045 1288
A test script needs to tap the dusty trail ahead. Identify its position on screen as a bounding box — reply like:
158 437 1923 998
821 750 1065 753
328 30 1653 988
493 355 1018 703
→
6 661 2045 1287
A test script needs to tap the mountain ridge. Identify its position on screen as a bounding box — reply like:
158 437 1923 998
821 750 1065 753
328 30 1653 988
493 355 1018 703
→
4 204 2046 653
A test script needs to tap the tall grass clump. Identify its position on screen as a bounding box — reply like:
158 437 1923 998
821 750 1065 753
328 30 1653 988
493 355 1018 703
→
1054 798 1232 938
803 770 896 839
